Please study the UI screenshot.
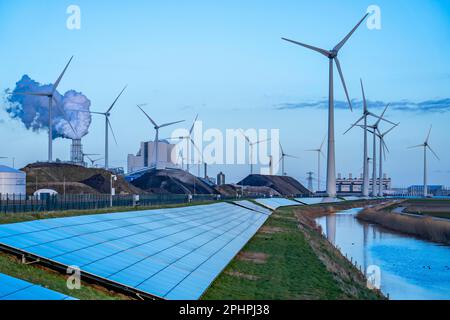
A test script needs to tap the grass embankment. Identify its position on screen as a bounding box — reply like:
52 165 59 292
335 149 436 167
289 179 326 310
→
203 204 383 300
357 204 450 245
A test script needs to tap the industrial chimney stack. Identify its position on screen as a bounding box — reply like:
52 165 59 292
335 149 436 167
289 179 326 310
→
71 139 84 166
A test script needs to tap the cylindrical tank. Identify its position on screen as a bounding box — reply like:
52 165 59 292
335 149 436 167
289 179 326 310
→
0 165 26 199
217 172 225 186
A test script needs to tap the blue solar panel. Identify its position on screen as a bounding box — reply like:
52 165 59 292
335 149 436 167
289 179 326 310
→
0 202 268 300
342 196 360 201
0 273 75 300
233 200 272 215
254 198 301 210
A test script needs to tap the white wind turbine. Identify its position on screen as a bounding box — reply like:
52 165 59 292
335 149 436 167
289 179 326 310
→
279 142 299 176
137 105 184 170
282 13 368 197
11 56 75 162
344 79 397 197
239 129 271 175
362 104 391 196
409 126 440 197
165 114 199 173
90 86 127 170
362 124 398 197
306 135 326 192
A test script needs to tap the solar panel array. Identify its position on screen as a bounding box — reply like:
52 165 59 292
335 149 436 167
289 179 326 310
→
233 200 272 215
0 273 75 300
254 198 301 210
0 202 269 300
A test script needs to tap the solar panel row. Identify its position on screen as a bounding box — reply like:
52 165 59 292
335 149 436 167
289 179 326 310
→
254 198 301 210
0 273 75 300
0 202 270 300
295 197 343 205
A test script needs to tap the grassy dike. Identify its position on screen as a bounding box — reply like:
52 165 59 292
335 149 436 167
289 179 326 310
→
203 203 384 300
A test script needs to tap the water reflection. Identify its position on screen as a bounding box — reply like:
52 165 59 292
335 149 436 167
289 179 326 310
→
317 208 450 300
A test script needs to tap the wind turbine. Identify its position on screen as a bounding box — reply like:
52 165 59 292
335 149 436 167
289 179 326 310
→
363 124 398 197
344 79 396 196
239 129 271 175
85 155 104 168
306 135 326 192
409 126 439 197
91 86 127 170
361 104 391 196
137 105 184 170
165 114 199 173
282 13 368 197
11 56 75 162
279 142 299 176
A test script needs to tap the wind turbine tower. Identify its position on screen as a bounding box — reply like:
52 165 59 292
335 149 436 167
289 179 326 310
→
409 126 439 197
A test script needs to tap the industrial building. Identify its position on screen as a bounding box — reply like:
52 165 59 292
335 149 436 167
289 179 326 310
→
407 185 448 197
127 140 177 173
0 165 26 199
336 173 392 194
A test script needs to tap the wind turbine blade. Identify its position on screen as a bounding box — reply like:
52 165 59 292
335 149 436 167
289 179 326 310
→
53 56 74 93
368 112 397 126
279 142 284 156
10 92 49 97
375 104 390 126
238 129 251 143
425 125 432 144
160 120 185 128
254 138 271 145
381 138 390 154
189 114 199 135
383 124 398 136
90 111 106 115
190 138 203 159
343 115 365 135
107 118 118 146
334 57 352 111
320 135 326 151
427 145 440 160
408 144 425 149
53 96 77 137
137 105 158 127
333 13 369 52
285 154 300 159
106 85 127 113
360 78 367 113
281 38 330 57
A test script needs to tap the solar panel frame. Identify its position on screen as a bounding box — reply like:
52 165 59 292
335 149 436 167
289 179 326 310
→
232 200 272 215
254 198 301 210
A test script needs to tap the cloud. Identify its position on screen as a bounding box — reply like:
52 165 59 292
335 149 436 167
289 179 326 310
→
276 98 450 113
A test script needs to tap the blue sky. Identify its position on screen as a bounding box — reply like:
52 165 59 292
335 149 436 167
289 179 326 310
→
0 0 449 187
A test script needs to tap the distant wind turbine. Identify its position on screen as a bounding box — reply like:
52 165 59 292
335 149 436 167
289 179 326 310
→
137 105 184 169
362 104 391 196
11 56 76 162
239 129 271 175
306 135 326 192
279 142 299 176
90 86 127 170
166 114 199 173
282 13 369 197
409 126 440 197
344 79 396 197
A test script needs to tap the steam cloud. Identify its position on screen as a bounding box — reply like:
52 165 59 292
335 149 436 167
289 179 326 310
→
6 75 92 140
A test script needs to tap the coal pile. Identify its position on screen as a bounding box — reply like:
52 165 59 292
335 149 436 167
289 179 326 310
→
131 168 218 195
237 174 311 197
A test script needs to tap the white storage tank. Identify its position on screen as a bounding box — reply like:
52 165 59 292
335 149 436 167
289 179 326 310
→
0 165 26 199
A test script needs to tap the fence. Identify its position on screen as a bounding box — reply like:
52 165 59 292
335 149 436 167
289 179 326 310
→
0 193 265 215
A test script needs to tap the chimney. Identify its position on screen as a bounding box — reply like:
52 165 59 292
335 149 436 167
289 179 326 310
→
204 163 208 179
338 173 342 179
70 139 84 166
349 173 353 179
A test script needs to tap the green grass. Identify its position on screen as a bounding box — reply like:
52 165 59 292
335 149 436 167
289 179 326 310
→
203 206 382 300
0 253 127 300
